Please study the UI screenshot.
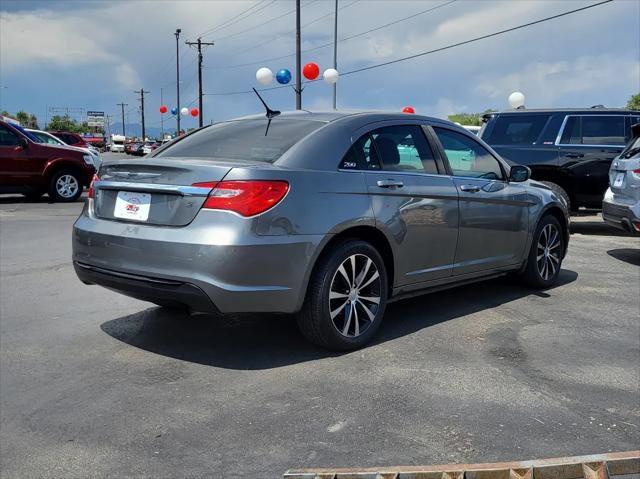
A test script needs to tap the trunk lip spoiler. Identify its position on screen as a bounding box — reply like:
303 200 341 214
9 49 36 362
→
95 180 213 197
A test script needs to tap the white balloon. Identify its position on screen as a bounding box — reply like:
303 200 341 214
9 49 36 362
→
180 107 189 116
256 67 274 86
508 91 525 109
323 68 339 84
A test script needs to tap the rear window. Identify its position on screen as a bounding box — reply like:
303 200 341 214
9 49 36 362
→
560 115 626 146
486 115 549 145
156 118 325 162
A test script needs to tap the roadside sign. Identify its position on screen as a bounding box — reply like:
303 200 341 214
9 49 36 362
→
87 110 105 127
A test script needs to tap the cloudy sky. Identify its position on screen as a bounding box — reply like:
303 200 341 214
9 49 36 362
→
1 0 638 133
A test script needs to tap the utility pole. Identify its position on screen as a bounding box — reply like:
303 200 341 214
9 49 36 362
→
175 28 182 135
185 37 214 128
117 102 128 136
295 0 301 110
134 88 150 140
333 0 338 110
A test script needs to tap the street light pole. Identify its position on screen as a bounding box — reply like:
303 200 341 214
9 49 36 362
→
175 28 182 135
332 0 338 110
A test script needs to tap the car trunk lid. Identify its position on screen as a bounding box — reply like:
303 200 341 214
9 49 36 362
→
94 158 236 226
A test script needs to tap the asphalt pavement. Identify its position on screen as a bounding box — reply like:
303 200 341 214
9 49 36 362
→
0 194 638 478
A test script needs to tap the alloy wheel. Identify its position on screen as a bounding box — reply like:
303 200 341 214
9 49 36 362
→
56 174 79 199
328 254 381 338
536 223 561 280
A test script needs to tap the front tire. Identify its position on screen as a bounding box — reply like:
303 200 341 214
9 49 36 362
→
521 215 564 288
48 169 83 202
297 240 388 351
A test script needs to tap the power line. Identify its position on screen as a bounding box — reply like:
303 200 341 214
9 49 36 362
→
203 0 615 96
197 0 276 39
213 0 320 43
229 0 360 58
205 0 456 70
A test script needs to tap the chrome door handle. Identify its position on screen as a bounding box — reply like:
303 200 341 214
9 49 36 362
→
376 179 404 188
460 184 480 193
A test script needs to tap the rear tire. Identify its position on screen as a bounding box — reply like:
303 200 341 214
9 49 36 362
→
521 214 564 288
540 181 571 213
48 169 83 202
297 240 388 351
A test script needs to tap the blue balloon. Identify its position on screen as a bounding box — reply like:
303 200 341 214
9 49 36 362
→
276 69 292 85
170 107 178 115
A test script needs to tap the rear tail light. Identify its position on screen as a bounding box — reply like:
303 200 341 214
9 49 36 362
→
87 174 100 199
632 169 640 179
192 180 289 217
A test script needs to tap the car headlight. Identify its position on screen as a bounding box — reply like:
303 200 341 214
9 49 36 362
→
83 154 95 166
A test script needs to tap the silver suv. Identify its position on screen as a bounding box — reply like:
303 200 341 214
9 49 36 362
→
603 123 640 235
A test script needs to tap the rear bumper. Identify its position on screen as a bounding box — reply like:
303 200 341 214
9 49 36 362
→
602 195 640 235
72 211 326 314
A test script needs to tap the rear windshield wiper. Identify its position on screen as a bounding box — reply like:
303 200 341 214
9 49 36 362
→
252 87 280 136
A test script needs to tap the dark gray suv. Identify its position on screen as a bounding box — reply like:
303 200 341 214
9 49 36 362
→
73 111 569 350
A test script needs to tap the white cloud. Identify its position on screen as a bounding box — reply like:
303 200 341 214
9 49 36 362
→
476 55 640 107
115 63 141 90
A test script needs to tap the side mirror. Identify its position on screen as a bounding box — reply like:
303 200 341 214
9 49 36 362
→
509 165 530 182
14 137 29 151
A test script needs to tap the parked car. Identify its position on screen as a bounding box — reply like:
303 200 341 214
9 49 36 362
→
462 125 481 135
0 120 96 201
73 111 569 350
480 108 640 213
142 141 160 155
125 142 142 155
49 131 101 156
27 128 102 169
602 122 640 235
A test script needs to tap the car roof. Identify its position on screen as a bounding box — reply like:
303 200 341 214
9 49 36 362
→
488 108 638 115
231 109 448 124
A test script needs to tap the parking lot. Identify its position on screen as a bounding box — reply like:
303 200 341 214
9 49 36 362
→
0 191 638 478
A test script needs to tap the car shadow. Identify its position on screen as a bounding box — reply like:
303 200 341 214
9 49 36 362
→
607 248 640 267
570 218 629 237
100 269 578 371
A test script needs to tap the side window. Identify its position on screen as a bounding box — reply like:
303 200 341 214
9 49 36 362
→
371 125 438 174
433 127 504 180
487 115 550 145
560 116 581 144
0 125 20 146
581 116 625 146
340 134 380 170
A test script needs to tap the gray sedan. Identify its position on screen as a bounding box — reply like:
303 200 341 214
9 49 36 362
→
73 111 569 350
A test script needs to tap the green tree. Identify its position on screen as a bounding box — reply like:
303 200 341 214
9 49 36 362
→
15 110 30 125
47 114 79 132
627 93 640 111
28 114 39 129
447 109 496 126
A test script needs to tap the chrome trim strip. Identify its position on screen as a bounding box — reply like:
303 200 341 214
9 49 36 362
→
95 181 211 196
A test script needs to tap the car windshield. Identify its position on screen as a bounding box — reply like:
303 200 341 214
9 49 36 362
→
155 118 325 162
30 131 63 145
12 124 41 142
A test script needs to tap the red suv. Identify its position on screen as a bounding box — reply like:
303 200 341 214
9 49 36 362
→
0 121 96 202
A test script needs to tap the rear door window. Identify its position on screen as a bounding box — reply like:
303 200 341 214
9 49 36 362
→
371 125 438 174
560 116 626 146
487 115 549 145
340 134 380 170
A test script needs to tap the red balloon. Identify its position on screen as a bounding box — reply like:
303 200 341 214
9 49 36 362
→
191 108 199 117
402 106 415 114
303 62 320 80
159 105 168 114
